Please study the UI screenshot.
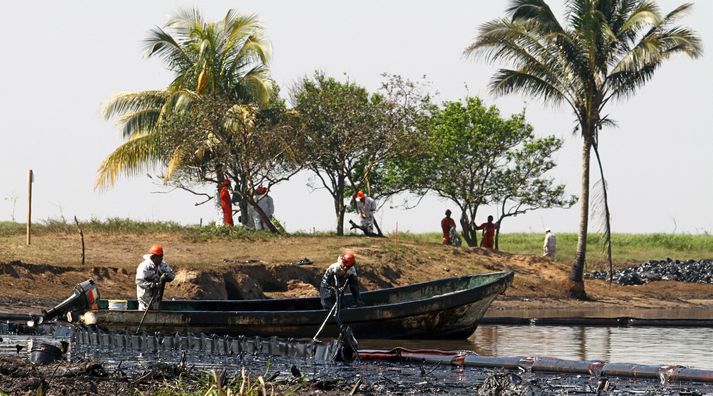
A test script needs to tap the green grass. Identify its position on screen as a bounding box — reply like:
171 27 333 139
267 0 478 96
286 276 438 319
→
394 231 713 268
0 218 275 242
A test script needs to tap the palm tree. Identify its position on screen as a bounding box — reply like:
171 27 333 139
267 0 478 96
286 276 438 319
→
466 0 701 299
97 8 273 189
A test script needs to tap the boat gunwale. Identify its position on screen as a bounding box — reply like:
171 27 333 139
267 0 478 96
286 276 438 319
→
94 271 514 321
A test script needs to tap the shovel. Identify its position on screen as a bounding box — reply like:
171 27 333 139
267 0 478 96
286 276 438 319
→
136 281 165 334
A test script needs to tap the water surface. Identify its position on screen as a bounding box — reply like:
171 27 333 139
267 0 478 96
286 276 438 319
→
361 325 713 369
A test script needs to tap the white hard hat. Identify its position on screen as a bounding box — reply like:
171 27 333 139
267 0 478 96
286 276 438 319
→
545 228 551 233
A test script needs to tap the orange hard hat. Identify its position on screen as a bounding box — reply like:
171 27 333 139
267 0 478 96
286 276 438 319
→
222 179 231 186
256 186 268 194
356 191 365 199
149 244 163 256
341 252 356 268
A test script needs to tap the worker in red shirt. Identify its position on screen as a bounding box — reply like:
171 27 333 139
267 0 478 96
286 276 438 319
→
476 215 499 250
219 179 234 226
440 209 456 245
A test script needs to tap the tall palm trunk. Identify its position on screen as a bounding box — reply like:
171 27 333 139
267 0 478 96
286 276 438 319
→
592 142 613 283
569 130 591 299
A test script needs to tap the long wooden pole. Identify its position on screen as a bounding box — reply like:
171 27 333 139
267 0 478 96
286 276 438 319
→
26 169 33 246
74 216 85 265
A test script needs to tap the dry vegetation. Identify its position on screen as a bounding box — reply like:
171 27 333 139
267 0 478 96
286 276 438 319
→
1 221 713 317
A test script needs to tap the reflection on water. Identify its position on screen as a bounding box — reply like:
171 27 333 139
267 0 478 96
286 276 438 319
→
361 325 713 369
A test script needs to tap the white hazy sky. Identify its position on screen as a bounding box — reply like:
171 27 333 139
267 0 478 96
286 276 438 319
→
1 1 711 234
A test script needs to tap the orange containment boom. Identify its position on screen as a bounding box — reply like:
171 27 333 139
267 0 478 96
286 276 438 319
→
358 348 713 383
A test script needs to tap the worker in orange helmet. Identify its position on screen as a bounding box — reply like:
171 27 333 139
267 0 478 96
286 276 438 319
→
354 190 377 235
319 252 365 309
135 244 175 310
219 179 234 226
248 186 274 230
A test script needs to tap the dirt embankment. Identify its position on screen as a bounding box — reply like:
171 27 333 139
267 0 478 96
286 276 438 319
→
2 234 713 315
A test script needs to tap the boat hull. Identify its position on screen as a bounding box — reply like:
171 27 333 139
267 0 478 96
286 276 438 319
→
87 271 513 339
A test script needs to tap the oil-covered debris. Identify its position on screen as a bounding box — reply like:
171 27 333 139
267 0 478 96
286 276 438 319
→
72 326 342 361
2 353 713 395
587 259 713 285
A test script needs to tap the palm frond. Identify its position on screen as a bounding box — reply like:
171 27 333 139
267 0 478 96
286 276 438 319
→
507 0 564 33
164 144 191 181
240 66 274 106
95 132 164 190
119 109 161 138
618 1 662 38
490 69 570 108
607 22 701 101
225 13 263 44
143 26 193 71
101 91 168 120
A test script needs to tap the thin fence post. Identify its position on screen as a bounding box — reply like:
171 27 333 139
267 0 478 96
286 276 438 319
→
395 222 399 260
74 216 85 265
26 169 33 246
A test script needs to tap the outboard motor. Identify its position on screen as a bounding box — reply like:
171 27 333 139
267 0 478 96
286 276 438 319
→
38 280 100 324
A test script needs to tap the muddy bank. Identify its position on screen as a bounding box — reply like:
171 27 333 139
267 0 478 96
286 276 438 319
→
3 237 713 317
0 259 406 311
2 354 711 395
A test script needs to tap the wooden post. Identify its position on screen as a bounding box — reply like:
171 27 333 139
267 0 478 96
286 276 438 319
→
74 216 85 265
394 222 399 260
26 169 33 246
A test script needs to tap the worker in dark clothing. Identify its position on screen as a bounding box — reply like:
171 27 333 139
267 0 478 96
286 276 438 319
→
476 215 499 250
319 252 365 309
441 209 457 245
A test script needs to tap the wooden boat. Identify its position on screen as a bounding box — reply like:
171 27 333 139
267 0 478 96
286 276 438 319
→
82 271 513 339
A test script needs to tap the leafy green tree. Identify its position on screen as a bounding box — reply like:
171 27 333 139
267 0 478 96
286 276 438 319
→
389 97 557 247
161 95 301 233
292 73 427 235
466 0 702 298
491 136 578 250
98 9 277 227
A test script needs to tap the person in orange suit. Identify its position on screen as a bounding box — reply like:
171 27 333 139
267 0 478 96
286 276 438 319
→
219 179 234 226
441 209 456 245
475 215 499 250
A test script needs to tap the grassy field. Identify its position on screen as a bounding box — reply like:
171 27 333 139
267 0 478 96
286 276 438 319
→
397 231 713 268
2 219 712 268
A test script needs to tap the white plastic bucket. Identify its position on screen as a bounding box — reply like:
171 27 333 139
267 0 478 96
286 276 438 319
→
107 300 128 310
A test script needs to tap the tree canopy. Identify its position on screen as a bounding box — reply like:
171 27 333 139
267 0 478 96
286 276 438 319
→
383 96 573 247
292 73 428 235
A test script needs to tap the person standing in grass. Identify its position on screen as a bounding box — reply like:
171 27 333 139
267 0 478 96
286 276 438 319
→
476 215 499 250
441 209 457 245
543 228 556 259
248 186 274 230
219 179 234 226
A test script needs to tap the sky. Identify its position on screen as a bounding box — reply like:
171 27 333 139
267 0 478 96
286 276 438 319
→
1 1 711 235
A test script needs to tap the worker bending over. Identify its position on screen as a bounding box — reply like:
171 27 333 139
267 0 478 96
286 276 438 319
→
355 191 377 235
136 244 175 310
319 252 365 309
